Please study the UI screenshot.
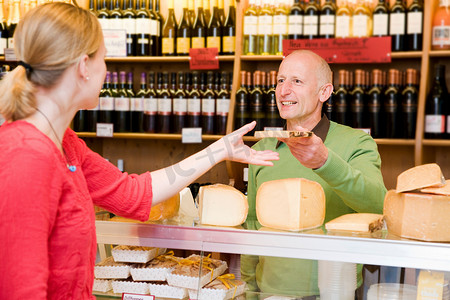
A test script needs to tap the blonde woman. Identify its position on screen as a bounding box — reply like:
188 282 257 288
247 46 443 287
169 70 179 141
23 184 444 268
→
0 3 278 298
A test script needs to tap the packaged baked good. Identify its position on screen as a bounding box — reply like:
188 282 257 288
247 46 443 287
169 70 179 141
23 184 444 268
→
92 279 112 293
148 282 188 299
166 254 228 289
188 274 247 300
130 251 182 281
111 279 149 295
112 245 166 263
94 256 131 279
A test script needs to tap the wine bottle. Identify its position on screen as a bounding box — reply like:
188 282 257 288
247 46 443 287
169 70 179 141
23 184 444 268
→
258 0 274 55
334 70 349 126
218 0 225 25
335 0 351 38
352 1 372 37
86 100 99 133
151 0 163 56
319 0 336 39
243 0 258 55
202 71 216 134
131 72 145 132
188 0 196 25
0 0 8 55
372 0 389 38
177 0 192 56
384 69 400 138
73 110 87 132
192 0 207 49
162 0 177 56
114 71 131 132
109 0 123 33
266 70 283 128
350 69 366 129
188 72 202 128
401 68 418 139
273 0 288 55
99 71 115 125
367 69 384 138
425 64 448 139
250 71 265 133
303 0 319 40
157 72 172 133
222 0 236 55
173 72 187 133
207 0 223 53
144 71 157 133
214 72 221 93
432 0 450 50
97 0 111 31
406 0 423 51
323 71 334 121
7 0 20 49
288 0 304 40
216 71 230 135
235 71 250 130
390 0 406 52
123 0 137 56
135 0 151 56
204 0 211 25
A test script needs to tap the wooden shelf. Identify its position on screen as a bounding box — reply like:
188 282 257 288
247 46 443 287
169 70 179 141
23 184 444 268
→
240 52 422 62
423 139 450 146
105 55 235 63
242 136 415 146
429 50 450 57
389 51 423 59
76 132 224 141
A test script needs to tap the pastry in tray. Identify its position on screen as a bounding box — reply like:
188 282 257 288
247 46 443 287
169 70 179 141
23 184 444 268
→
94 256 131 279
130 251 182 281
188 274 247 300
111 245 166 263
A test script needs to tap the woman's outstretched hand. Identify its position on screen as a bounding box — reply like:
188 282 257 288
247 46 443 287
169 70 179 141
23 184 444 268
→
214 121 279 166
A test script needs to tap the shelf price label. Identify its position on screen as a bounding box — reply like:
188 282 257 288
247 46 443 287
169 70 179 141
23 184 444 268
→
103 29 127 57
182 127 202 143
282 36 392 64
189 47 219 70
96 123 114 137
121 293 155 300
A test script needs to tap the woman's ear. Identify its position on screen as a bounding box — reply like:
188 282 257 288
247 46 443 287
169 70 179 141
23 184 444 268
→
77 54 90 81
318 83 334 103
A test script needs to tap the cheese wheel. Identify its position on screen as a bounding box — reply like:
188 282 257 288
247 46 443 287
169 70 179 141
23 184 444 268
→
256 178 325 231
148 193 180 221
383 190 450 242
198 184 248 226
396 163 445 193
325 213 384 232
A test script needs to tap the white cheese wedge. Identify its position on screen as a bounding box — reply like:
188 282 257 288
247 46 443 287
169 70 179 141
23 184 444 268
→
383 190 450 242
198 184 248 226
256 178 325 231
325 213 384 232
179 187 199 218
420 179 450 196
396 163 445 193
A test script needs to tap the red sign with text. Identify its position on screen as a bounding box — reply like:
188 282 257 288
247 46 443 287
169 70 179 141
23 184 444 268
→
189 47 219 70
282 37 392 64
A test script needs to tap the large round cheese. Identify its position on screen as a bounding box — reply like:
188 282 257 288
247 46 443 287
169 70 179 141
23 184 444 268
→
256 178 325 231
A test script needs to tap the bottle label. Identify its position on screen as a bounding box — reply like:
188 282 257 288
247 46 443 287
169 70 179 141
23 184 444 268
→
202 98 215 115
407 11 423 34
335 15 350 38
89 104 100 111
353 14 369 37
319 15 335 36
98 18 110 30
303 15 319 36
158 98 172 115
244 16 258 35
115 97 130 111
7 38 14 49
150 19 159 36
373 14 388 36
447 116 450 134
389 13 406 35
144 98 157 114
216 98 230 115
131 97 144 111
123 18 137 34
0 38 6 55
109 18 123 31
222 36 235 53
207 36 221 49
188 98 201 115
425 115 445 133
288 15 303 35
137 38 149 44
258 15 273 35
100 97 114 111
136 18 152 34
162 37 175 54
402 102 417 114
177 37 191 54
173 98 188 115
192 37 205 48
433 26 450 46
273 15 288 35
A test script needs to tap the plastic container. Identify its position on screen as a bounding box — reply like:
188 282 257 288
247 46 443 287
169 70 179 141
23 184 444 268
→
318 260 357 300
367 283 417 300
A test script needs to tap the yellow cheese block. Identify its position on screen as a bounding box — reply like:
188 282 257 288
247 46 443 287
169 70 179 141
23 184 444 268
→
256 178 325 231
325 213 384 232
396 163 445 193
148 193 180 221
198 184 248 226
383 190 450 242
421 179 450 196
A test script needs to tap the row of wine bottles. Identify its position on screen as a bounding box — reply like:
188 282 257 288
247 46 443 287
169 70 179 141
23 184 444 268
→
73 70 233 134
93 0 236 56
243 0 423 55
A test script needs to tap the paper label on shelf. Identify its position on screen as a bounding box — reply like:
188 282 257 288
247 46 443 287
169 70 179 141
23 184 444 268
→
389 13 406 35
288 15 303 35
352 14 369 37
425 115 445 133
182 127 202 143
4 48 16 61
189 47 219 70
416 270 444 300
103 29 127 57
96 123 114 137
136 18 151 34
122 293 155 300
335 15 351 38
100 97 115 111
407 12 423 34
373 14 388 36
222 36 235 53
433 26 450 46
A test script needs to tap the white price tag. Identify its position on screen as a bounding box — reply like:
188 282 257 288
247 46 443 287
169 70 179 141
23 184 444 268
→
4 48 17 61
182 127 202 144
96 123 114 137
103 29 127 57
122 293 155 300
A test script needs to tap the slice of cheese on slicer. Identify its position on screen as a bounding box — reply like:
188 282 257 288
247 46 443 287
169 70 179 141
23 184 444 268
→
396 163 445 193
325 213 384 232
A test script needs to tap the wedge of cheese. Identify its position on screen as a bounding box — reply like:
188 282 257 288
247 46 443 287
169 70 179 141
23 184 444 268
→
256 178 325 231
396 163 445 193
325 213 384 232
198 184 248 226
383 190 450 242
179 187 199 218
420 179 450 196
149 193 180 221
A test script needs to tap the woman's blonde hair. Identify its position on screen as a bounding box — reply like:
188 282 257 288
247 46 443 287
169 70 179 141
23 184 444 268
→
0 2 102 121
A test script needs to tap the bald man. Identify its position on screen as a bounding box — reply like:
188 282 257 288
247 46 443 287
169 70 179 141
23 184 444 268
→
241 50 387 298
